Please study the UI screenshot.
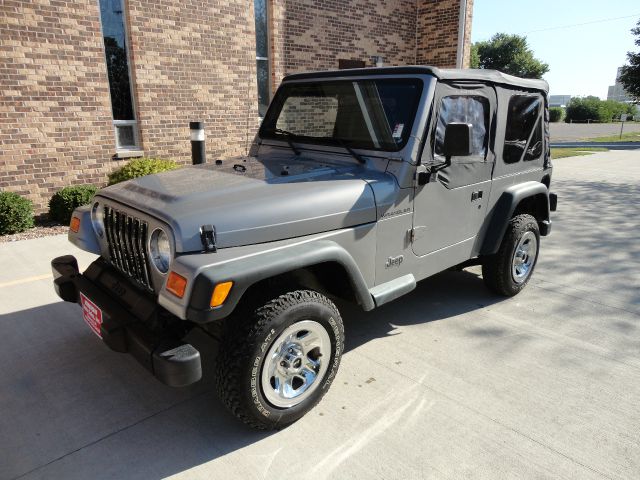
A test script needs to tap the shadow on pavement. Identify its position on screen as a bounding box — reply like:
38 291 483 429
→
341 269 505 353
1 268 503 480
6 173 638 479
539 178 640 311
0 300 274 480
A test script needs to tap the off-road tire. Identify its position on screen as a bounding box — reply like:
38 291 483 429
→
482 214 540 297
214 290 344 430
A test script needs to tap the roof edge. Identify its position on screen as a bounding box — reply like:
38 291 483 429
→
282 66 549 93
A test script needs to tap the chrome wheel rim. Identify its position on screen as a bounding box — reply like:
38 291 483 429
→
261 320 331 408
512 231 538 284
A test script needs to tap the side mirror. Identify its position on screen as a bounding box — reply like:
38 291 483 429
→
442 122 472 161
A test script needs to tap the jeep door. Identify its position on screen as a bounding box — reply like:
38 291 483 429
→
412 82 496 257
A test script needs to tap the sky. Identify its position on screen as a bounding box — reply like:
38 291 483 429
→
471 0 639 98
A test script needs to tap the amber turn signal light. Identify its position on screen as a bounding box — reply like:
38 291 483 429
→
166 272 187 298
69 216 80 233
210 281 233 308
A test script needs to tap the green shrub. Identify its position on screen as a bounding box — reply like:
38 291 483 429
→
549 107 564 122
565 96 633 123
108 158 180 185
0 192 34 235
49 185 98 224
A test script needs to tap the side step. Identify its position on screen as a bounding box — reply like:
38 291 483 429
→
369 274 416 307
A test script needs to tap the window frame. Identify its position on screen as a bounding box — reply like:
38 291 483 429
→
259 78 424 153
113 119 140 150
97 0 141 152
431 94 491 163
254 0 271 118
502 94 543 165
523 116 543 162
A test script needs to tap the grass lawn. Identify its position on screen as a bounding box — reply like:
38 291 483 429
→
550 147 608 159
590 130 640 143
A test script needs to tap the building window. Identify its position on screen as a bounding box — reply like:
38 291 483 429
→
338 59 366 69
254 0 269 117
98 0 139 150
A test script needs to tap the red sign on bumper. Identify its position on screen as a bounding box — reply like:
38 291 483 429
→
80 292 103 338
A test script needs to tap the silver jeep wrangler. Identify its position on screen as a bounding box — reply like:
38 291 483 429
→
52 66 557 429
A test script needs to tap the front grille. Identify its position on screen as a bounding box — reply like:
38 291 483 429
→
103 206 153 291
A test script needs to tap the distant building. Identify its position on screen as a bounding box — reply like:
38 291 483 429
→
549 95 572 108
607 67 633 103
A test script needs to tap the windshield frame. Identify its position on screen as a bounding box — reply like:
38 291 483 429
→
259 77 425 153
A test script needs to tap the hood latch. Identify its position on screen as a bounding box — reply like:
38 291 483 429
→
199 224 217 252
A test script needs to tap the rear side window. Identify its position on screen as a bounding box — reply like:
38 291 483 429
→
434 96 489 160
504 95 542 163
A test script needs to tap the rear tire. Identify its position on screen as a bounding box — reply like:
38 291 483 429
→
482 214 540 297
214 290 344 430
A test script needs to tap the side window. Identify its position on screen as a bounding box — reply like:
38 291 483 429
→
434 96 489 161
504 95 542 163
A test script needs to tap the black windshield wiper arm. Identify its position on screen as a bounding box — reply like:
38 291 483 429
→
268 128 301 155
333 137 366 164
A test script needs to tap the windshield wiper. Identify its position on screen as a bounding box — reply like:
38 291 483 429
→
333 137 366 164
268 128 301 155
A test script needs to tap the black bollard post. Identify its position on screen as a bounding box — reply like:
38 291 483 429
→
190 121 205 165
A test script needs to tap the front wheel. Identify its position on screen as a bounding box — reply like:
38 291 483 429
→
214 290 344 430
482 214 540 296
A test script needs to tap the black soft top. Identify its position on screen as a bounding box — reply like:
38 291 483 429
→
283 66 549 94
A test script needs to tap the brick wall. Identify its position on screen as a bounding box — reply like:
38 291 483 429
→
270 0 418 92
0 0 115 214
127 0 259 162
1 0 472 214
416 0 474 68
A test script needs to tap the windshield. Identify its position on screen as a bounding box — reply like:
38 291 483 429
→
260 79 423 152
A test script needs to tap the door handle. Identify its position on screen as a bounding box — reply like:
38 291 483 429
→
471 190 483 201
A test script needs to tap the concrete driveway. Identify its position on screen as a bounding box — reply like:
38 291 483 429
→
1 150 639 480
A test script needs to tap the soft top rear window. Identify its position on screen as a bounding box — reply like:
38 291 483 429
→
260 78 423 152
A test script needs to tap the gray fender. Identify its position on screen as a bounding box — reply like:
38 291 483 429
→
480 181 550 255
68 205 101 255
184 239 375 323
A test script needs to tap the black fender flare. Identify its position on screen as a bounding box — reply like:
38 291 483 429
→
480 181 550 255
185 240 375 323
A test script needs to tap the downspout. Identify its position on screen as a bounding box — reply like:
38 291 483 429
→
456 0 468 68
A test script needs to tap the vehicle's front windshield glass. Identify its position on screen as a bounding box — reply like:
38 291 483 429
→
260 79 423 152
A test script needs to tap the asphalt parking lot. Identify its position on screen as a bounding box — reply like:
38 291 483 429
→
1 150 639 480
550 122 640 142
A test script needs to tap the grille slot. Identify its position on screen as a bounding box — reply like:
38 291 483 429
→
104 206 153 291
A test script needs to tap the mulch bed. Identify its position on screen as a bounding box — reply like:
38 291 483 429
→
0 222 68 243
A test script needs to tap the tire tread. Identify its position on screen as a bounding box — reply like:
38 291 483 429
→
482 214 539 297
214 290 341 430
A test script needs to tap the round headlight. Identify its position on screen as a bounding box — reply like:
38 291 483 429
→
91 202 104 237
149 228 171 273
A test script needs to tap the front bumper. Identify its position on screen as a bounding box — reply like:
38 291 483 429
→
52 255 202 387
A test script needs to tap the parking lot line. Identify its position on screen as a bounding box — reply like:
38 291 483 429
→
0 274 52 288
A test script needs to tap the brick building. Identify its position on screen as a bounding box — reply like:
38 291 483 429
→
1 0 474 213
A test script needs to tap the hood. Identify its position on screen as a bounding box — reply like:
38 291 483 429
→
99 155 388 252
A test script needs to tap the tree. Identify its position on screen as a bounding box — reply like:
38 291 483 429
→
619 19 640 103
471 33 549 79
565 97 633 123
470 44 480 69
549 107 564 122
